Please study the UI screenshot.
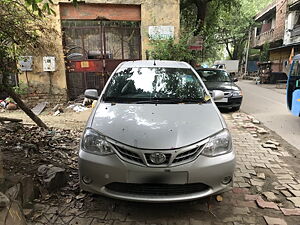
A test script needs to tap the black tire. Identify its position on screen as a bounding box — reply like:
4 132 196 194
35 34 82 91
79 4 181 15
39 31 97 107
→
231 106 240 112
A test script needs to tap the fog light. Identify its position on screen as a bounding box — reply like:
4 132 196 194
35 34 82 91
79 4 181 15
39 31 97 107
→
82 176 92 184
222 176 232 185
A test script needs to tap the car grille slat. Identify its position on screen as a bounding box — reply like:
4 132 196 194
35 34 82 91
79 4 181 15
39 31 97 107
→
106 182 209 196
113 145 144 164
172 147 201 164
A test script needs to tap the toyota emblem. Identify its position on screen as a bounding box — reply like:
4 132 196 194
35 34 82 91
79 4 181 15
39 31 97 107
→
149 152 167 165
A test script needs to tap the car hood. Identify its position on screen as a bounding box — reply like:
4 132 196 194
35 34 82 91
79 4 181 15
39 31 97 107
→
204 82 239 91
91 103 224 149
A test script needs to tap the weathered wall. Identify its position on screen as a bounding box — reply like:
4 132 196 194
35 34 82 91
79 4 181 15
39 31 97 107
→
19 0 180 102
269 47 291 73
19 3 68 102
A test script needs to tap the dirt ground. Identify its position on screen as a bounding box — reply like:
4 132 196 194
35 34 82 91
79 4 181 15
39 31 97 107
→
0 108 92 130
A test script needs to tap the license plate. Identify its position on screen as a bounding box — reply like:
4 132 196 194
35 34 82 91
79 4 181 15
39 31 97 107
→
215 98 228 103
128 171 188 184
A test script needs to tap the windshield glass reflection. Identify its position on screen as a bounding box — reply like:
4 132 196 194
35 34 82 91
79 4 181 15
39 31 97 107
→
197 70 232 82
103 67 206 103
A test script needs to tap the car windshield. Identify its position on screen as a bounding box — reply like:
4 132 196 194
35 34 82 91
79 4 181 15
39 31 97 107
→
197 70 232 82
103 67 206 103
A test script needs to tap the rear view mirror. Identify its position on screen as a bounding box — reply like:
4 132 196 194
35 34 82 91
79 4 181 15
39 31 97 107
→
212 90 224 101
84 89 99 100
233 78 238 82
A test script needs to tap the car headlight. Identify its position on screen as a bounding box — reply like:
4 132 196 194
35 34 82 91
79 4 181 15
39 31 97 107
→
81 128 115 156
232 90 242 97
201 129 232 157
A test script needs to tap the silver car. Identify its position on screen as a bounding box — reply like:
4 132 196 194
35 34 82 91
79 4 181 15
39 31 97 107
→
79 60 236 202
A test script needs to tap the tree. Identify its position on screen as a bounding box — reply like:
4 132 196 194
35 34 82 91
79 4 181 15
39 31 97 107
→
149 34 195 63
0 0 61 128
181 0 237 35
195 0 273 62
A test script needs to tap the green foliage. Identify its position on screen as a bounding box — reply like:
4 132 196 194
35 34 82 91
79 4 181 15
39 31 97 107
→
181 0 238 35
180 0 274 62
13 82 29 95
260 42 270 62
149 35 196 62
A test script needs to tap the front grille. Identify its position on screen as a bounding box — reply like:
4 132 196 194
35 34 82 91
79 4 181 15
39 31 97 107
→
145 153 172 165
111 142 206 167
172 147 200 164
106 182 209 196
113 145 144 164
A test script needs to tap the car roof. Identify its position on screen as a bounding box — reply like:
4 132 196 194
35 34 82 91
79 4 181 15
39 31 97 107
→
120 60 191 69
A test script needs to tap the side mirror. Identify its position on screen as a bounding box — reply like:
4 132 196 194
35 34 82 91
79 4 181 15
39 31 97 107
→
84 89 99 100
233 78 238 82
212 90 224 101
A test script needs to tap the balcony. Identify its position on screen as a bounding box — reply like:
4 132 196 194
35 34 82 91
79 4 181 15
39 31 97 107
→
252 29 275 48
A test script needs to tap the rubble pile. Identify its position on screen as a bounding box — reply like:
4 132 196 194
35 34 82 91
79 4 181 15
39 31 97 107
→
0 122 83 213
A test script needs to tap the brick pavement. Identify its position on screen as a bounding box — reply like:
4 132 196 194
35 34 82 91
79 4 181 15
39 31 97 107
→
28 112 300 225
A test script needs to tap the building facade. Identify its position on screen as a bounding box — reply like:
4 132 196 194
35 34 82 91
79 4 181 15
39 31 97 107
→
251 0 288 74
251 0 300 75
19 0 180 101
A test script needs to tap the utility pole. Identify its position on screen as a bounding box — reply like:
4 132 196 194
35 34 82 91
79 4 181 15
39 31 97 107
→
244 29 251 76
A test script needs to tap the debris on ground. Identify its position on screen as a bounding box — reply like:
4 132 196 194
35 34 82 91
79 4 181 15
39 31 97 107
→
67 104 89 112
262 143 278 150
215 195 223 202
0 97 17 110
257 173 266 180
82 98 93 106
52 104 64 112
37 165 67 192
32 102 48 116
263 191 280 202
53 108 63 116
0 192 10 208
0 117 22 123
266 139 280 146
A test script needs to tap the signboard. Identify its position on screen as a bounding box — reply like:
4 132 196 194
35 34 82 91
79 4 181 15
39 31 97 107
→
18 56 33 71
188 36 203 51
148 26 175 40
43 56 56 72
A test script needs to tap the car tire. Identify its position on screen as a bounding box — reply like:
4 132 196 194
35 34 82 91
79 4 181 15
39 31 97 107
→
231 106 240 112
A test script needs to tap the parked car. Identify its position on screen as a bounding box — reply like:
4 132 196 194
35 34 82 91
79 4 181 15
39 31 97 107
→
79 60 236 202
196 68 243 111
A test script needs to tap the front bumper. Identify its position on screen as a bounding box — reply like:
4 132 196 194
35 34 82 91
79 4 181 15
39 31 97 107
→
79 148 236 202
216 97 243 109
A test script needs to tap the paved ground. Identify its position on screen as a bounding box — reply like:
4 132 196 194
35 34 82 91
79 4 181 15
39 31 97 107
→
238 80 300 150
20 112 300 225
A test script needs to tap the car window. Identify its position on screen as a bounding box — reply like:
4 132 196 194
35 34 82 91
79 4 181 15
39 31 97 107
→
103 67 206 103
291 60 300 76
197 70 231 82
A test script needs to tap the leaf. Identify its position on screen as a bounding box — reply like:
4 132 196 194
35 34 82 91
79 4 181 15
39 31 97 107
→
216 195 223 202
